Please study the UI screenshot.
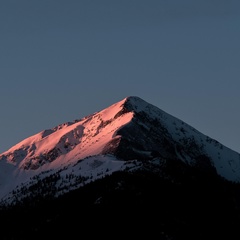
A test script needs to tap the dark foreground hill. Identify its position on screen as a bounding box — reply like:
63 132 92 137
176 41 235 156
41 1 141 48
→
1 158 240 240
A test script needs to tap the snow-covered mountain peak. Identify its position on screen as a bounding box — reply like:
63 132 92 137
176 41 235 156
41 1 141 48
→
1 96 240 206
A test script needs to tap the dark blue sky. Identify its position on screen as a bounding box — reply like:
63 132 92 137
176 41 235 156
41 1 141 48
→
1 0 240 153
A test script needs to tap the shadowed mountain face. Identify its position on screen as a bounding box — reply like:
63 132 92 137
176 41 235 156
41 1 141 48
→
101 98 228 176
1 96 240 239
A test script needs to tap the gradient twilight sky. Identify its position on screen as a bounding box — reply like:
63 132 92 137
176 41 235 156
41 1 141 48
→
1 0 240 154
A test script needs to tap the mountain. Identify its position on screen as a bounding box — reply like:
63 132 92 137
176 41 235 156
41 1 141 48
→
1 96 240 239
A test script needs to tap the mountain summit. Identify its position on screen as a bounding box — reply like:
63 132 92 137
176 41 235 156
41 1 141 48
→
1 96 240 239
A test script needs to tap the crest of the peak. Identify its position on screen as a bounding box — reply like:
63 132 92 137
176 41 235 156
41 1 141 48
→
99 96 152 114
102 96 161 117
93 96 153 122
120 96 157 112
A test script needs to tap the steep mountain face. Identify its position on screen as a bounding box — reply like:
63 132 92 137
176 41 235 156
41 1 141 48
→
1 96 240 239
0 97 134 170
0 96 240 205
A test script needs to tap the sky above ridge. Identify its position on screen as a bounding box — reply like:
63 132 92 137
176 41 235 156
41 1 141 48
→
1 0 240 154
